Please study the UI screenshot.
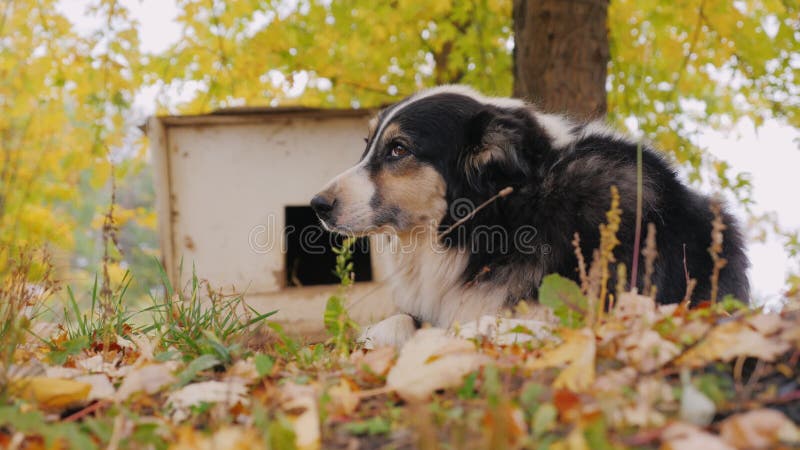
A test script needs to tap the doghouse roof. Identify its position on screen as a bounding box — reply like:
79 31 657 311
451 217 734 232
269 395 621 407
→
152 106 374 128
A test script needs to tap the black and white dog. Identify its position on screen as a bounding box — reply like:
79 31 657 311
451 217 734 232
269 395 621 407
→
311 85 749 347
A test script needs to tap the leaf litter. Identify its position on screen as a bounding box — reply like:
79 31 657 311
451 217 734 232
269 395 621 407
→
2 237 800 449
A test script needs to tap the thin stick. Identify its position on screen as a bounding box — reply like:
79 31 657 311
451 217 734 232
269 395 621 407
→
438 187 514 239
62 399 110 422
680 244 697 308
630 140 644 290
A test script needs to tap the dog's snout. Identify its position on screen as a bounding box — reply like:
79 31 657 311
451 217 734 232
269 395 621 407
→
310 194 335 219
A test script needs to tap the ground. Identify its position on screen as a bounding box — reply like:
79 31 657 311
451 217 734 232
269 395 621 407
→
1 262 799 450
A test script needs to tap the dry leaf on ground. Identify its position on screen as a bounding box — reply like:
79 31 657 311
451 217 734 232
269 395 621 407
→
75 374 116 401
745 313 786 335
326 379 360 417
618 329 680 372
387 328 488 401
676 320 791 366
614 292 657 322
224 359 260 384
9 376 91 409
171 425 263 450
528 328 596 391
661 422 736 450
719 409 800 449
679 370 716 426
167 380 249 422
623 378 672 427
281 382 321 450
455 316 554 345
115 363 177 401
44 366 81 379
350 346 396 379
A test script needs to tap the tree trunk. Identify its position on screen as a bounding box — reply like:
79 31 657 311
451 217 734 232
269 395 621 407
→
513 0 609 120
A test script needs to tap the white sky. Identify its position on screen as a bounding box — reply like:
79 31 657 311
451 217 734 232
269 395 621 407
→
56 0 800 306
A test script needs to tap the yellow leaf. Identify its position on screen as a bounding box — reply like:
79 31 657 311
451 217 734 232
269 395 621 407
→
10 376 91 409
281 383 321 450
529 328 596 392
327 379 359 416
171 425 263 450
676 319 791 366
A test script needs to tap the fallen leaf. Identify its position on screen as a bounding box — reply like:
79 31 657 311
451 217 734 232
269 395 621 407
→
593 367 636 392
75 374 115 401
551 425 589 450
351 346 396 379
43 366 81 379
529 328 596 391
614 292 656 322
326 379 359 416
128 334 157 363
719 409 800 449
677 320 790 366
171 425 263 450
116 363 176 401
623 378 672 428
553 389 581 421
746 313 785 335
386 328 488 401
679 370 716 426
225 358 260 384
75 354 105 373
661 422 735 450
619 329 680 372
281 383 320 450
9 376 91 409
456 316 554 345
167 380 249 422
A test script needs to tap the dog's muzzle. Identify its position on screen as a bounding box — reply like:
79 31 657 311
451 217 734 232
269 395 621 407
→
310 193 336 223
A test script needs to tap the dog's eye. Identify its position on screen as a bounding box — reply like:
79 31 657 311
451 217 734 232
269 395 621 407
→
388 144 410 160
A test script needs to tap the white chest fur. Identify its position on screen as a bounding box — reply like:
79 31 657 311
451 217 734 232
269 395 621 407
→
384 233 508 327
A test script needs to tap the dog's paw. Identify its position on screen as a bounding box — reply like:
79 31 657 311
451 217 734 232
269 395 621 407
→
359 314 418 349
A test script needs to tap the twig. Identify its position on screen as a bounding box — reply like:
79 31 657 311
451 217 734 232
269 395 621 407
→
61 399 111 422
641 223 657 297
680 244 697 308
356 386 393 398
438 187 514 240
630 140 644 290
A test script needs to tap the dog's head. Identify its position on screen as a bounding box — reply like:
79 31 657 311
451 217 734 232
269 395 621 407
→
311 86 544 236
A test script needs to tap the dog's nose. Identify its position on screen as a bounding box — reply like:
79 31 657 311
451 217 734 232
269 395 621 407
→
310 194 335 219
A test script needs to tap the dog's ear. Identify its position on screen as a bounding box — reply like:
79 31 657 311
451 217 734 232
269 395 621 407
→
463 108 529 188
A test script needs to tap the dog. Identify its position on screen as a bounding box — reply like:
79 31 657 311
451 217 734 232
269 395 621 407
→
311 85 749 348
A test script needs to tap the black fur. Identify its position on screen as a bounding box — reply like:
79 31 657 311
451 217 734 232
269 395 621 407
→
380 92 749 304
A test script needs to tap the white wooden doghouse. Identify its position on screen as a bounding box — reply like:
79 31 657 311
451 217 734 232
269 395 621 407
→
147 107 395 338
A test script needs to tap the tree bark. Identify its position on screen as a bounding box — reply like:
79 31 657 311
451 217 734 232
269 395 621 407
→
513 0 610 120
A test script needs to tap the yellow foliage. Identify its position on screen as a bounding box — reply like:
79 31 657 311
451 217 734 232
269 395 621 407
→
0 0 141 262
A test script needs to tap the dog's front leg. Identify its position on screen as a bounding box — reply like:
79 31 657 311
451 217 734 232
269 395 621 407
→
359 314 418 349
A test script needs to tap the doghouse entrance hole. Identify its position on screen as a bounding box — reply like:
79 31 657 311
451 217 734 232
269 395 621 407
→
284 206 373 287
